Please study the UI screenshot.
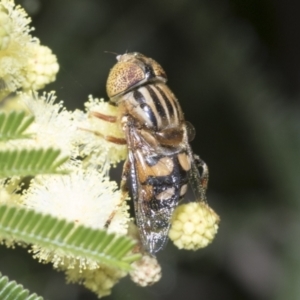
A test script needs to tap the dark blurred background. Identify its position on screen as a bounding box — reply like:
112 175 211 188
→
1 0 300 299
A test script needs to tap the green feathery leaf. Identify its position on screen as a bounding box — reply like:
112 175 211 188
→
0 111 34 141
0 205 139 270
0 272 43 300
0 148 69 177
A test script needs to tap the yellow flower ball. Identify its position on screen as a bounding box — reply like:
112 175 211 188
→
22 44 59 90
65 262 126 298
169 202 220 250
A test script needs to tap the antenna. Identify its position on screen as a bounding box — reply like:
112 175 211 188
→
104 51 119 56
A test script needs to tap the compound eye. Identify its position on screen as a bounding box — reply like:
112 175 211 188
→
185 121 196 142
106 61 145 99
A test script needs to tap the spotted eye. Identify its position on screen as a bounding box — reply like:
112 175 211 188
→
106 61 145 99
107 53 168 100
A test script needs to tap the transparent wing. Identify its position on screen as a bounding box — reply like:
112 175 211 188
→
186 143 209 203
124 123 183 254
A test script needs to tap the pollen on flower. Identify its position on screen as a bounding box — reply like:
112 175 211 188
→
0 10 12 50
30 245 101 271
22 166 128 232
19 91 78 157
169 202 220 251
76 96 127 167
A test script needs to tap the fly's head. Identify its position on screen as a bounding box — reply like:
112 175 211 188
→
106 52 167 101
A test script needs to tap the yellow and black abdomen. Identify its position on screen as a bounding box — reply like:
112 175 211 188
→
132 146 190 253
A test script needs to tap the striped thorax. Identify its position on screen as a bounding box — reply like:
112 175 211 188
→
106 53 208 254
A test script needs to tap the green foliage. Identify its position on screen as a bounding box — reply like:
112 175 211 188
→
0 111 34 141
0 272 43 300
0 204 139 270
0 148 69 178
0 111 69 177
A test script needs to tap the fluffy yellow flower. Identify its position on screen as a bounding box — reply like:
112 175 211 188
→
0 9 12 50
18 91 78 157
0 0 59 94
22 166 129 234
22 164 130 268
169 202 220 250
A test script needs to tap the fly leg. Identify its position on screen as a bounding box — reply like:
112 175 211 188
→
82 110 127 145
193 154 209 199
90 111 117 123
104 158 131 228
85 128 126 145
87 109 129 226
89 110 130 228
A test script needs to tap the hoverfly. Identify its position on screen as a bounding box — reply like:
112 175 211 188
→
92 53 209 254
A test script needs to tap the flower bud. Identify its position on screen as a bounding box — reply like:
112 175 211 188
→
130 254 161 286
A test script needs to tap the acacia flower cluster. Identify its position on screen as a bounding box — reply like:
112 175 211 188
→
0 0 220 298
0 0 58 96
